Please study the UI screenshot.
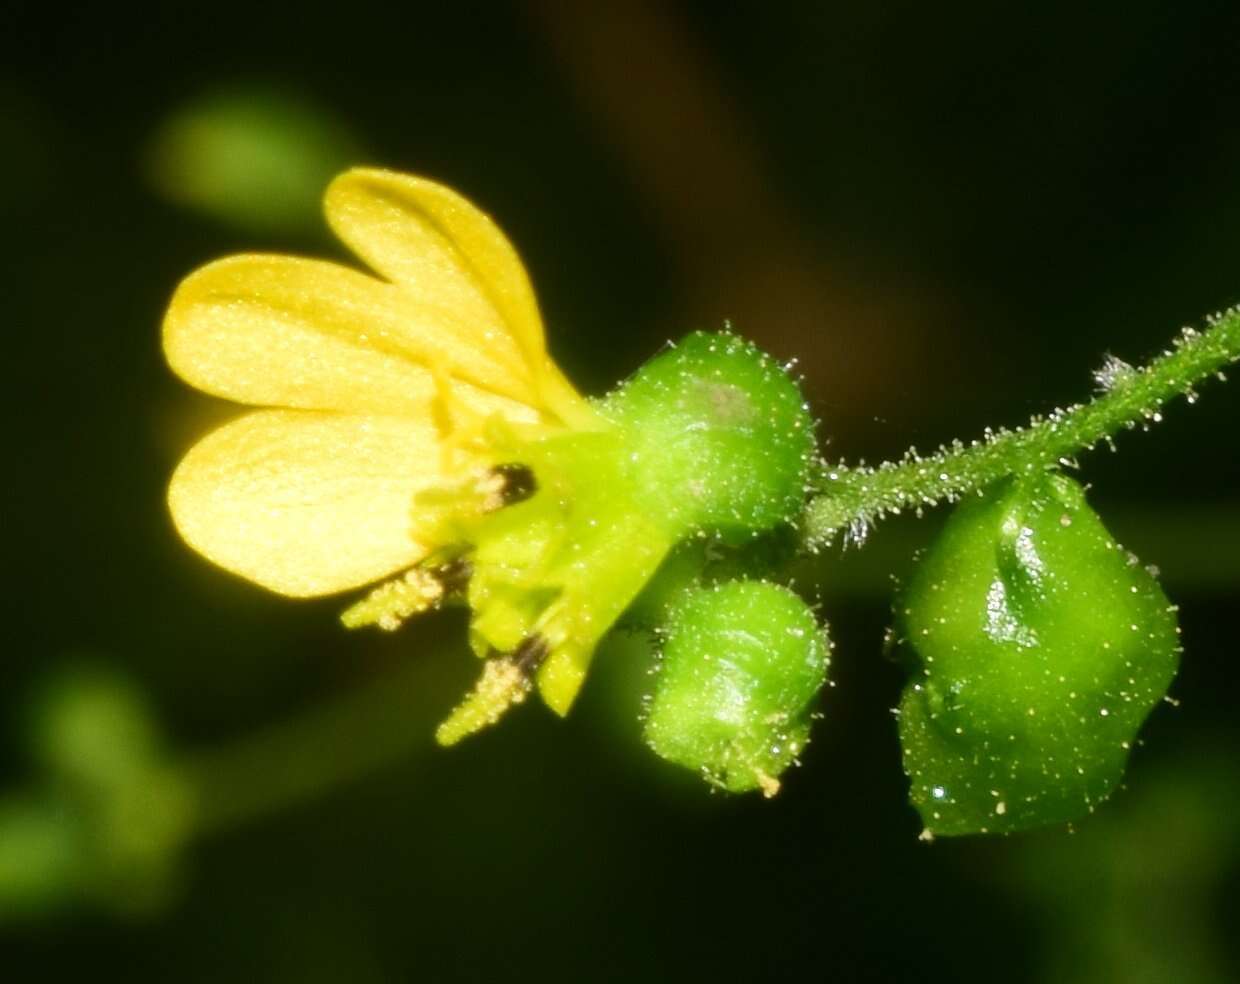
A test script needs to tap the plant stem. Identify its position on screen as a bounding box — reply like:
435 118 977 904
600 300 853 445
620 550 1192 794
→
180 658 440 837
802 305 1240 547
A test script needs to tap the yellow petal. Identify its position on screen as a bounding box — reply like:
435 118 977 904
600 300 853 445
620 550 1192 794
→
168 409 452 597
163 254 541 416
324 168 547 383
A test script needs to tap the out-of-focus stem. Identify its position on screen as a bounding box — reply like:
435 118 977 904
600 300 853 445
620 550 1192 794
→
181 660 437 837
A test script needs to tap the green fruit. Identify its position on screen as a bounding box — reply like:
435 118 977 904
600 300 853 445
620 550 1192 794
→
644 580 830 795
897 472 1180 836
601 331 815 541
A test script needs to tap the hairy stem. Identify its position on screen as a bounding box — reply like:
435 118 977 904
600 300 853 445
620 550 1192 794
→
803 305 1240 547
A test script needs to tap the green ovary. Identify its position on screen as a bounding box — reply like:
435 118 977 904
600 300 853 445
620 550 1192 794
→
644 580 829 795
897 472 1181 836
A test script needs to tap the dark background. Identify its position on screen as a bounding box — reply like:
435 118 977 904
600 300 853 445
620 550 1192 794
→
3 1 1239 980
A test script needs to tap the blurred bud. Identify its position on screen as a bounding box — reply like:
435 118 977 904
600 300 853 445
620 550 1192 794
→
8 666 194 918
146 86 359 234
644 580 830 796
896 473 1181 836
30 667 162 792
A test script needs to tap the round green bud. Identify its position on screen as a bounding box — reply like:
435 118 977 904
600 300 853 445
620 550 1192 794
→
601 331 815 541
644 580 830 796
896 472 1180 837
29 667 163 792
25 667 192 914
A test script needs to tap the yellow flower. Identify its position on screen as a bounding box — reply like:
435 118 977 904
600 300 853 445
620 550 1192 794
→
165 168 818 749
165 168 619 740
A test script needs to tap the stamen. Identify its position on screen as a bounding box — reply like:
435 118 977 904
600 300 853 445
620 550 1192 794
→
341 568 444 630
490 463 538 507
340 557 472 631
434 635 550 746
430 556 473 596
511 634 550 677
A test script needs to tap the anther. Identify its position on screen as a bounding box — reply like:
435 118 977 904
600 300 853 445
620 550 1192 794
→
491 463 538 507
430 556 473 596
510 635 550 679
435 635 552 746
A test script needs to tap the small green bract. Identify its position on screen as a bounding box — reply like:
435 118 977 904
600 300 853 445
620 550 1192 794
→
644 580 830 796
896 472 1181 836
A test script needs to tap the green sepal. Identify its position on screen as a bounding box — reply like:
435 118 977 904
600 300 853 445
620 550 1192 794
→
600 331 815 542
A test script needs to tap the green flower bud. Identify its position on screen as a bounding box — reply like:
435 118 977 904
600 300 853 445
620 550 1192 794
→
601 331 815 541
30 668 164 793
24 668 193 915
896 472 1180 837
644 580 830 796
